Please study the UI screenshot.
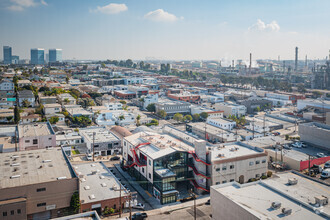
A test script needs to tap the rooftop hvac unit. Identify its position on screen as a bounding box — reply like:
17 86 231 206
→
84 185 90 190
288 178 298 185
218 154 224 158
282 208 292 215
43 160 52 163
271 202 281 209
315 196 328 206
10 175 21 179
57 176 67 180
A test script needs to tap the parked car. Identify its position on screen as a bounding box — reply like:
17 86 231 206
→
205 199 211 205
132 203 145 210
283 144 292 150
273 132 280 136
316 153 326 158
320 169 330 179
86 153 92 161
110 156 120 161
132 212 148 220
324 161 330 169
291 142 302 148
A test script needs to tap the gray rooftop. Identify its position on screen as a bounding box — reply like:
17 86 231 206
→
74 162 128 204
18 122 55 137
212 178 328 219
210 142 265 162
79 127 120 143
0 148 75 189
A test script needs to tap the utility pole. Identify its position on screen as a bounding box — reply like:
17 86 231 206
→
308 154 311 176
92 132 95 162
119 183 122 217
263 114 266 137
129 192 132 220
252 118 255 139
190 189 197 220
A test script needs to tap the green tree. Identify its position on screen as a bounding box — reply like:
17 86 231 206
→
184 115 193 122
6 116 13 122
146 103 156 112
49 116 59 124
255 106 261 112
173 113 183 122
193 113 200 122
70 192 80 213
157 110 167 119
200 112 208 120
119 115 125 120
14 106 20 124
22 99 31 108
119 100 127 105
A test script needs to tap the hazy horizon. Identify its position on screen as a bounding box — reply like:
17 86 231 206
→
1 0 330 61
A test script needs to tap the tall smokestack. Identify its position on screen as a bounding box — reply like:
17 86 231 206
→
249 53 252 75
295 47 298 71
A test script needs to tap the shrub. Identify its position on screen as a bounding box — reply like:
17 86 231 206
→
267 171 273 177
261 175 267 180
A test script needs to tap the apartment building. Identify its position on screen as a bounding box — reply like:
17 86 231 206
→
214 103 246 117
206 118 236 131
0 79 14 92
79 127 121 156
18 122 56 151
18 90 35 107
43 103 62 115
207 142 268 185
186 122 237 143
0 148 78 220
167 92 201 104
155 99 191 118
38 94 57 105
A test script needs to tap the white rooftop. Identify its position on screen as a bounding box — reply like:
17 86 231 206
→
79 127 120 143
74 162 128 204
212 180 328 220
210 142 265 162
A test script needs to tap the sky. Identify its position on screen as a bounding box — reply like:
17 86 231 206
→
1 0 330 61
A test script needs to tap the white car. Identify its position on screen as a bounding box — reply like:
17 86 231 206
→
86 153 93 161
321 169 330 179
132 203 145 210
316 153 326 158
291 142 302 148
324 161 330 169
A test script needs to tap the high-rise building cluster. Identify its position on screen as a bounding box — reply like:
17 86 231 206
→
2 46 63 65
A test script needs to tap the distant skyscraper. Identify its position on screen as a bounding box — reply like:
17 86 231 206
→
11 55 19 64
295 47 298 71
3 46 12 64
31 48 45 65
49 49 62 63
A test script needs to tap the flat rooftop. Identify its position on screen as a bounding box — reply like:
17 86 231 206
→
74 162 128 204
210 142 265 162
80 127 120 143
18 122 54 137
0 148 75 189
212 180 328 220
125 132 194 160
263 172 330 215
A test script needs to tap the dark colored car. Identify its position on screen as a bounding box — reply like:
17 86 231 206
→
205 199 211 205
132 212 148 220
110 156 120 161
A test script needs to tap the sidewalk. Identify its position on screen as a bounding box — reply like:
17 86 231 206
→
114 164 162 209
108 196 210 219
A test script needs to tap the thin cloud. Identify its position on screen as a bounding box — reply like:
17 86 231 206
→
7 0 47 11
249 19 280 32
40 0 47 6
7 5 24 11
144 9 182 22
93 3 128 14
